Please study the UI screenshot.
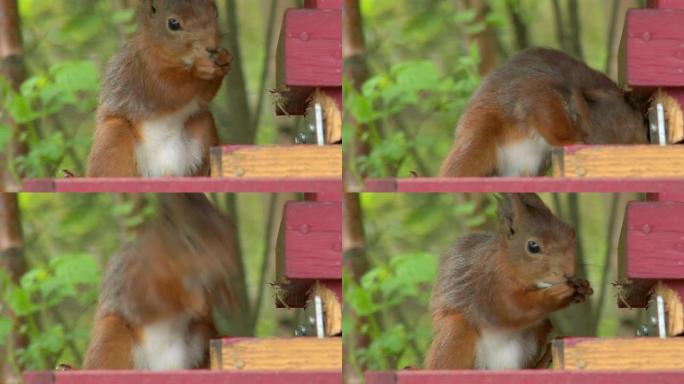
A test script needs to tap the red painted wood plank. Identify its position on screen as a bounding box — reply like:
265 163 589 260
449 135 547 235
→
304 192 343 202
25 371 342 384
278 9 342 88
622 9 684 87
22 178 342 193
304 0 342 9
648 0 684 8
366 371 684 384
649 192 684 201
279 201 342 280
364 178 684 193
626 201 684 279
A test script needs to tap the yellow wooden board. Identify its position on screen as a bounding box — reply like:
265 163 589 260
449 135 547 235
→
211 146 342 178
210 337 342 371
552 337 684 370
552 145 684 178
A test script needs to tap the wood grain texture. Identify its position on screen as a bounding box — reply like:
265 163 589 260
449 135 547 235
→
277 9 341 88
363 177 684 193
311 89 342 143
621 9 684 87
22 178 342 193
304 0 342 9
210 145 342 178
210 337 341 371
624 201 684 279
276 201 342 280
24 371 342 384
365 371 684 384
552 145 684 178
552 338 684 370
653 89 684 143
648 0 684 8
311 282 342 335
654 281 684 336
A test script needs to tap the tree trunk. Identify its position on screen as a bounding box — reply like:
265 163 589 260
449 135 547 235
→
0 194 28 383
342 193 370 381
0 0 27 192
567 0 584 60
506 0 530 50
464 0 498 75
343 0 371 184
222 0 254 145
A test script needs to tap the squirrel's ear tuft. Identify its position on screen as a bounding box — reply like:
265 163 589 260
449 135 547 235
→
518 193 550 215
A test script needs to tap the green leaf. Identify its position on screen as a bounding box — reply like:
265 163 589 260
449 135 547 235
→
50 61 99 94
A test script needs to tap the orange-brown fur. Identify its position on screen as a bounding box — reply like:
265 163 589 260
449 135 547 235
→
439 48 648 177
425 194 593 369
87 0 229 177
83 194 240 370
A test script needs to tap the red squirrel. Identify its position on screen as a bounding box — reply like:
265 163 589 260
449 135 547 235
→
424 193 593 369
439 48 648 177
83 194 239 370
87 0 231 177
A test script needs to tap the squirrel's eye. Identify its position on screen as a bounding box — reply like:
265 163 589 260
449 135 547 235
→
168 18 182 31
527 240 541 254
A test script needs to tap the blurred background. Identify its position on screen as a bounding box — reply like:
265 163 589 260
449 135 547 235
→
344 0 645 184
0 192 301 377
0 0 305 191
343 193 650 374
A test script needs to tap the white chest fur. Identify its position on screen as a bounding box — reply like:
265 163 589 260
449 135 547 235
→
132 315 206 370
136 100 204 177
475 327 538 370
496 131 551 177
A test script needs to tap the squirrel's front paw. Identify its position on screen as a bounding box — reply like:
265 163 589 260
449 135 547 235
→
544 283 575 309
193 57 221 80
212 48 232 73
570 278 593 304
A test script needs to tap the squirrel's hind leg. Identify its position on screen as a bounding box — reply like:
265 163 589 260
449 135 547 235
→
83 314 135 369
438 130 498 177
424 311 477 369
87 117 138 177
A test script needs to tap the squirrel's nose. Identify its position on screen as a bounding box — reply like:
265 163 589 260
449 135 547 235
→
207 48 219 55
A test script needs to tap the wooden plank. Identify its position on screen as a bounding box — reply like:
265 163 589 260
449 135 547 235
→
552 145 684 178
624 201 684 279
552 337 684 370
210 146 341 179
304 0 342 9
648 0 684 8
277 9 342 88
22 178 342 193
364 177 684 193
276 201 342 280
366 371 684 384
24 371 342 384
210 337 341 371
621 9 684 87
311 282 342 335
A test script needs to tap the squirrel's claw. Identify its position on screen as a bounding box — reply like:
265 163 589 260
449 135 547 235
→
213 48 232 69
569 278 593 303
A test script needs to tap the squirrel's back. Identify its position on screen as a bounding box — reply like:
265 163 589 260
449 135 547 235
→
431 232 499 322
